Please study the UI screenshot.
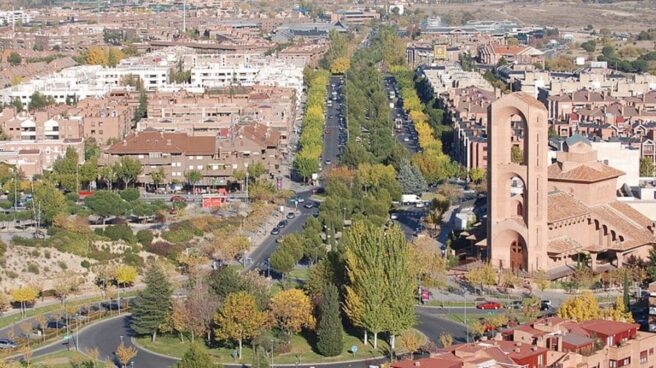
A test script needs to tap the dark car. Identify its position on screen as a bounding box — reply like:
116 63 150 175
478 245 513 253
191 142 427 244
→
270 228 280 235
286 212 296 219
47 321 67 330
540 300 552 311
277 220 288 228
304 202 314 209
0 339 17 349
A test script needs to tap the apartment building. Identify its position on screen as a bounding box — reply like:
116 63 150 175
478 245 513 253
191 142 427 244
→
0 10 34 26
101 123 284 188
68 95 136 144
421 63 494 96
395 317 656 368
478 44 545 66
0 138 84 178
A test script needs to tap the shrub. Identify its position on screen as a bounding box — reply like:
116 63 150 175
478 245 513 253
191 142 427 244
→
145 241 186 259
58 260 68 270
0 241 6 257
27 263 39 274
119 188 140 202
94 228 104 236
81 260 91 269
44 250 51 259
123 251 145 269
65 192 79 202
30 249 40 257
103 224 136 243
0 201 11 209
6 271 18 279
136 229 153 246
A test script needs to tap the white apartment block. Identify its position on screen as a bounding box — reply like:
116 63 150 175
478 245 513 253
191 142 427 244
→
97 65 169 91
0 10 33 26
423 62 493 95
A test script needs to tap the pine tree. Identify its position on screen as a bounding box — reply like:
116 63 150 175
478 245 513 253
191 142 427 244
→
316 283 343 357
177 342 213 368
131 264 173 342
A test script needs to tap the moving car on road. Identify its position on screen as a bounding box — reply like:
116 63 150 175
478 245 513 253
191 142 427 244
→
476 301 503 310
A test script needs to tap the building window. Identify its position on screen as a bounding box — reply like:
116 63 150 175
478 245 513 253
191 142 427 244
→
641 351 648 364
608 336 614 346
609 361 617 368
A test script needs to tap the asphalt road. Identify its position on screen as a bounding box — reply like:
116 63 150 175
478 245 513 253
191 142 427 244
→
322 76 346 166
245 189 315 273
25 308 470 368
383 76 420 154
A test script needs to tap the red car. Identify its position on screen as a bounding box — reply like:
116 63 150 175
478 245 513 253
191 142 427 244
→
476 301 503 310
170 195 187 203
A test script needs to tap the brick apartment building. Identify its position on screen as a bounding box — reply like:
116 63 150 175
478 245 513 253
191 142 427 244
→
394 317 656 368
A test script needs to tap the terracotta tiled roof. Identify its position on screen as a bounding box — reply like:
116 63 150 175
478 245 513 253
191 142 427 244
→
589 203 655 251
547 192 590 223
580 319 638 337
106 131 216 156
547 236 583 254
547 161 624 183
392 357 462 368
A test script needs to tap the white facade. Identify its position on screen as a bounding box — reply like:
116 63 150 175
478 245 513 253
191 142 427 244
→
0 10 33 26
423 63 493 95
97 65 169 91
590 141 640 188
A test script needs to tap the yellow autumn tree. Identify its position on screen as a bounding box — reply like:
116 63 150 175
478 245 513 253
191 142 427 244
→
11 286 39 317
114 265 138 286
465 262 497 288
269 289 315 337
603 296 634 323
557 291 602 322
330 57 350 75
86 46 109 66
214 292 267 359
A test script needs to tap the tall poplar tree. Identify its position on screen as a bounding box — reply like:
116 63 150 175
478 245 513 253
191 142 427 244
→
382 225 416 349
316 283 343 356
131 264 173 342
343 222 389 348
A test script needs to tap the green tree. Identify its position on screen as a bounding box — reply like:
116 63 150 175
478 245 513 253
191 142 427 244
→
115 157 143 188
84 190 129 223
397 160 427 195
294 155 319 182
251 346 269 368
511 145 524 165
580 40 596 53
214 291 267 359
52 147 80 192
150 167 166 190
184 170 203 193
134 91 148 122
343 222 390 349
623 269 630 313
11 98 23 112
269 247 296 277
640 157 654 177
177 342 213 368
469 168 486 184
316 283 343 357
108 48 118 67
28 91 54 111
33 181 66 224
131 264 173 342
7 52 22 66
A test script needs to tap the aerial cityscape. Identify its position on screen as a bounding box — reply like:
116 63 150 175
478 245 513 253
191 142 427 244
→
1 0 656 367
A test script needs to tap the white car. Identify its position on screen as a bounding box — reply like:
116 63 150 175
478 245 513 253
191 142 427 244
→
415 202 425 208
390 213 399 220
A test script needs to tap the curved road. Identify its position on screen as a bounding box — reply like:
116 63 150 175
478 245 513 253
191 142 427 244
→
28 308 468 368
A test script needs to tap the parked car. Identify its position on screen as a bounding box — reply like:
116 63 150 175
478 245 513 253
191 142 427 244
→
47 321 67 330
540 300 552 311
390 212 399 220
170 195 186 203
476 301 503 310
295 197 305 203
277 220 288 228
509 300 523 309
270 228 280 235
304 202 314 209
286 212 295 219
0 339 17 349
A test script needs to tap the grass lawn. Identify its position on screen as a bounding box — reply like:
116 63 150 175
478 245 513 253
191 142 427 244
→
31 350 112 368
288 267 309 281
136 331 388 364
